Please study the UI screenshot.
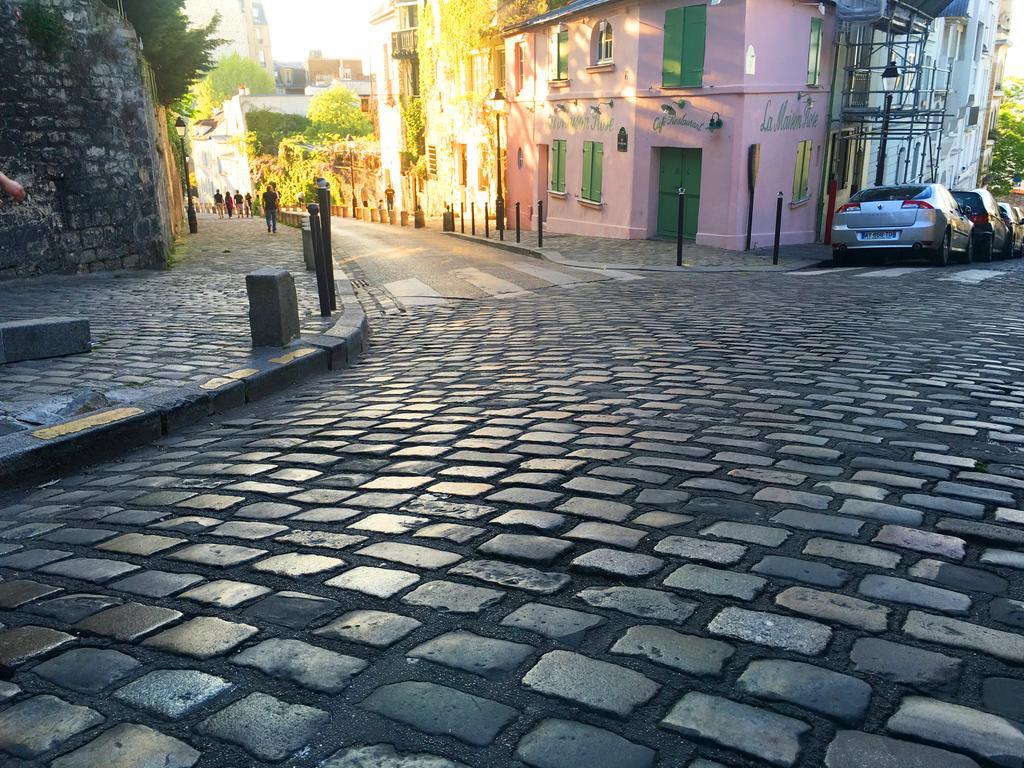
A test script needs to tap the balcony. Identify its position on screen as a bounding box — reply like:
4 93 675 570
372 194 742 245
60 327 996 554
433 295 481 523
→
392 29 418 59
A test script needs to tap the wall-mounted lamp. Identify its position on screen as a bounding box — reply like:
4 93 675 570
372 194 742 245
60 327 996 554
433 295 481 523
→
708 111 723 130
675 99 687 108
600 99 615 108
589 105 601 116
555 103 568 113
660 103 676 115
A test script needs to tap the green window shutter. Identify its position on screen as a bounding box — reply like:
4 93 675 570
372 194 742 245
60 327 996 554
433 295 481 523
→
662 8 683 87
557 30 569 79
802 141 812 199
582 141 593 199
551 140 566 192
807 18 822 85
557 140 567 191
681 5 707 88
792 142 804 200
793 140 811 201
590 142 604 202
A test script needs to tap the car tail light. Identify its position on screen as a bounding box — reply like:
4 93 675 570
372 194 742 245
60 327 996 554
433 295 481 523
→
901 200 934 209
969 212 990 226
837 203 860 213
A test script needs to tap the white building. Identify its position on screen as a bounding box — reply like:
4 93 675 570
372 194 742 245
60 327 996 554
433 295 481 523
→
183 0 274 76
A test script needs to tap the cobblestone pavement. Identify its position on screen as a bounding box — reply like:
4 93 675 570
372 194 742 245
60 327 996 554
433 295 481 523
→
2 257 1024 767
0 216 340 431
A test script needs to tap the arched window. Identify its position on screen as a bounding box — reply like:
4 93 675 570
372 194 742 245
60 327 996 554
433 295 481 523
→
596 21 613 64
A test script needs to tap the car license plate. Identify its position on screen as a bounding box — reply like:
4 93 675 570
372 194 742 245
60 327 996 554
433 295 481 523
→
860 230 898 241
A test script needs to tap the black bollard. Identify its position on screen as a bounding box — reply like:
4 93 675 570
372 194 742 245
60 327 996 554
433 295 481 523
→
498 200 504 241
773 191 783 265
485 202 490 239
538 200 544 248
471 202 476 236
316 182 337 311
676 188 686 267
307 204 331 317
460 202 465 233
515 202 521 244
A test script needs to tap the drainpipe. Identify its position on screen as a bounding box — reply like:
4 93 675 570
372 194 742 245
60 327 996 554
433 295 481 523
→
815 26 843 243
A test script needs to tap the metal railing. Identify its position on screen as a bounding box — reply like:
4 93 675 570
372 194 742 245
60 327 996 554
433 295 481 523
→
391 29 418 59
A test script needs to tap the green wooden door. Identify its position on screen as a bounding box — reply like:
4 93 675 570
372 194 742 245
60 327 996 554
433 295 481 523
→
657 148 702 239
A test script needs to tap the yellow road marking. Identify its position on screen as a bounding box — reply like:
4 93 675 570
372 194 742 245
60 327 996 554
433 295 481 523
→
31 407 144 440
200 377 235 390
270 347 317 364
225 368 259 380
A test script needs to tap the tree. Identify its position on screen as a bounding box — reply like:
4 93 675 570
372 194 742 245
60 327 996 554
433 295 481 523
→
245 109 311 155
193 53 276 117
101 0 221 105
989 79 1024 195
307 86 372 138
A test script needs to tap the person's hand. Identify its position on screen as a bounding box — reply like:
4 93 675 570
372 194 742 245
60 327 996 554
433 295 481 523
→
0 175 26 202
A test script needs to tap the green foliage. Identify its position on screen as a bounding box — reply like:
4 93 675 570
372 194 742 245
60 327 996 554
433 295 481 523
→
989 79 1024 195
193 52 275 117
250 137 347 208
20 0 67 61
401 97 425 162
101 0 221 106
245 109 312 155
307 86 372 137
418 0 493 97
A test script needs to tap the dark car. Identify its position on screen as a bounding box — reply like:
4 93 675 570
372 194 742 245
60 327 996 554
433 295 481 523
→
951 189 1012 260
998 202 1023 257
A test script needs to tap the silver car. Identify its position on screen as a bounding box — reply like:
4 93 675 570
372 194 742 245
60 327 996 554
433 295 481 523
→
831 184 973 267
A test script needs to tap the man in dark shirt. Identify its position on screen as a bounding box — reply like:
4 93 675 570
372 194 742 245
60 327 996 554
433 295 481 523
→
213 189 224 218
262 183 279 233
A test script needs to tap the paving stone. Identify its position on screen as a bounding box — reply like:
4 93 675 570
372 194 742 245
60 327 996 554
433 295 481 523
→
114 669 233 719
0 625 75 665
654 535 747 565
50 723 199 768
25 593 121 623
631 511 694 528
700 521 790 547
110 570 204 598
321 743 469 767
39 557 140 583
142 616 258 658
980 548 1024 569
150 516 221 533
97 533 185 555
491 509 566 530
408 630 534 679
903 611 1024 663
234 501 302 519
564 522 646 549
859 574 970 614
0 579 61 608
824 730 981 768
522 650 660 716
450 558 570 594
179 579 270 607
754 487 831 510
556 496 633 522
936 518 1024 547
515 718 656 768
167 543 267 568
611 625 733 676
42 527 119 545
570 548 663 579
198 691 329 761
664 563 767 600
361 681 516 746
251 552 346 576
776 587 889 632
838 499 923 525
276 529 367 550
991 597 1024 629
737 659 872 724
908 558 1008 594
0 548 71 569
887 696 1024 767
356 541 462 569
872 525 966 560
414 522 486 542
770 509 864 536
315 609 423 647
210 520 288 540
803 537 902 569
683 496 768 519
0 694 103 758
902 493 985 518
477 533 573 564
402 579 505 614
349 512 429 533
576 586 696 624
982 677 1024 723
500 602 606 644
661 691 810 767
232 638 367 693
32 647 141 692
933 481 1015 506
753 556 850 588
708 607 831 655
850 637 962 693
243 590 339 628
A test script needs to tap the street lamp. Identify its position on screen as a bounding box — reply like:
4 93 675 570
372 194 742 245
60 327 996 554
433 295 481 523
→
346 134 356 217
874 60 900 186
489 88 507 235
174 116 198 234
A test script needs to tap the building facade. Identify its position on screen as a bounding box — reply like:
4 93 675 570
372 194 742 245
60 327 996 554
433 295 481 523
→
504 0 835 248
183 0 274 76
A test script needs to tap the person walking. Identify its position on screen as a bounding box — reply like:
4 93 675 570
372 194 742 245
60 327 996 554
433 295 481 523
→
233 191 244 219
385 185 395 212
262 183 279 234
225 191 234 219
244 192 253 218
213 189 224 218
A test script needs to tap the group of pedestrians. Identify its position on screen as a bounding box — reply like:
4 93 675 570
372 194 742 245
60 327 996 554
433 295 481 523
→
213 190 254 219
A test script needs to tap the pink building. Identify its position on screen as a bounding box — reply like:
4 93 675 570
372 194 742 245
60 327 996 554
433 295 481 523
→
503 0 835 249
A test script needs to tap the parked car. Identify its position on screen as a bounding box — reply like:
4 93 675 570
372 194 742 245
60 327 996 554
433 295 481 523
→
951 188 1012 261
832 184 973 266
998 202 1023 257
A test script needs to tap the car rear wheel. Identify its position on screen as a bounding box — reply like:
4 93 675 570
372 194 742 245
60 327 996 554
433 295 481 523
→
962 236 973 264
931 231 950 267
978 235 994 262
1002 234 1013 260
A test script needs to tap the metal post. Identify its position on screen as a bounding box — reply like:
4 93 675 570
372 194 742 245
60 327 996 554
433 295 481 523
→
515 202 521 243
485 201 490 239
307 204 331 317
471 202 476 236
875 92 894 187
316 181 337 311
178 134 198 234
460 202 465 233
538 200 544 248
773 191 783 266
350 149 357 218
495 112 504 238
676 188 686 267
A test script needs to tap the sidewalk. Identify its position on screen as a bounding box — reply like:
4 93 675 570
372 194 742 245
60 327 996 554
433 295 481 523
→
0 216 353 439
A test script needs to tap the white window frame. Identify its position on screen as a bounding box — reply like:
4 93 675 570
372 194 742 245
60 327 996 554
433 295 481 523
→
597 21 613 64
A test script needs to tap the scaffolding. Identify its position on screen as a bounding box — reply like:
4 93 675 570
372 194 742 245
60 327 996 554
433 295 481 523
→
837 0 952 187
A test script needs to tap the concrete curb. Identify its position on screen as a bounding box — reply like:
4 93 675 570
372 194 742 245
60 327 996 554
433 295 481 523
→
0 283 370 490
442 231 831 273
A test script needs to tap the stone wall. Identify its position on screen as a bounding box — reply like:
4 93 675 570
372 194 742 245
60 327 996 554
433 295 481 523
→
0 0 176 279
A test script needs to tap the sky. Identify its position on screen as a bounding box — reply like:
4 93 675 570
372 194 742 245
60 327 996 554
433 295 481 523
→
1007 0 1024 78
262 0 374 65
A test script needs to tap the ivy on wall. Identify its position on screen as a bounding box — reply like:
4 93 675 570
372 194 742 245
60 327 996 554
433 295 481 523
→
19 0 68 61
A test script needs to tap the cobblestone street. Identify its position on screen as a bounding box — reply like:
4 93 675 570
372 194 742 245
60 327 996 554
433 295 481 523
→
1 253 1024 767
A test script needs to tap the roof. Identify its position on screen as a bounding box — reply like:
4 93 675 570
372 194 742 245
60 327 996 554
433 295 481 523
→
897 0 959 19
938 0 969 16
506 0 616 32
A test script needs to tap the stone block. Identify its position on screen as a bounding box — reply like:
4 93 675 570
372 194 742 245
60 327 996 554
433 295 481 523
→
0 318 90 363
245 269 299 348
